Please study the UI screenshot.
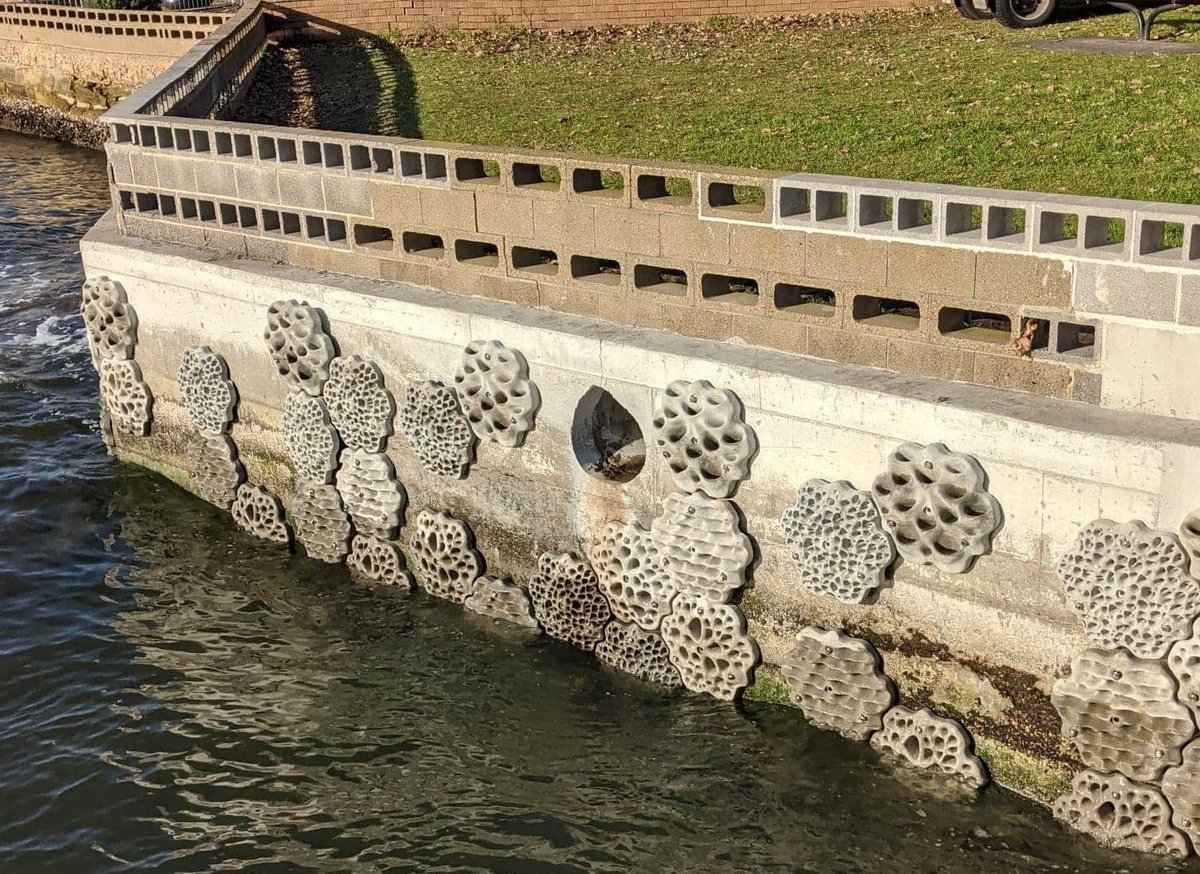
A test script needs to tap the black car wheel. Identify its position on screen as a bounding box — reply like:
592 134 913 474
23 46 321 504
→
957 0 996 20
995 0 1059 27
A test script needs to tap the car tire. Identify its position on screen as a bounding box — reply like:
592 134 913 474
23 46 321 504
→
995 0 1059 27
956 0 995 20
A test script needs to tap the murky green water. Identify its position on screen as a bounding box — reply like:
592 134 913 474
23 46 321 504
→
0 128 1187 872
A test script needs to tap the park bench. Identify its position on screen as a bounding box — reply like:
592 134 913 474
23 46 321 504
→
959 0 1199 40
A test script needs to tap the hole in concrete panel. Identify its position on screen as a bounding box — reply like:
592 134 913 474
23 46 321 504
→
774 283 835 317
986 206 1027 243
219 202 238 226
1056 321 1096 359
327 219 347 244
1083 215 1126 252
455 239 500 267
778 186 810 221
304 215 326 239
513 162 560 191
276 138 297 163
262 209 281 233
322 143 344 168
1139 220 1184 258
455 157 501 185
301 140 322 165
233 133 252 158
572 386 645 483
937 307 1011 344
181 197 198 220
634 264 688 296
1038 210 1078 247
192 130 210 153
372 147 394 175
282 212 301 236
1017 316 1050 353
852 294 920 330
897 197 934 233
349 144 371 171
156 126 173 149
571 255 621 286
139 125 157 147
708 182 765 214
257 136 276 160
1190 225 1200 262
945 202 984 239
399 151 423 178
354 224 393 250
135 191 158 213
636 173 692 206
403 231 445 258
198 200 216 223
113 124 133 144
858 193 893 229
813 190 848 226
425 153 447 181
159 195 177 217
702 273 759 305
173 128 192 151
237 205 257 229
573 168 624 198
512 245 559 275
119 190 134 211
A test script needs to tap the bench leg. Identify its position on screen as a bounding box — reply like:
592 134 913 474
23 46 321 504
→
1106 1 1185 39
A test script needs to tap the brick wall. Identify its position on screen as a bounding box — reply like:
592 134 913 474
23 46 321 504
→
273 0 926 34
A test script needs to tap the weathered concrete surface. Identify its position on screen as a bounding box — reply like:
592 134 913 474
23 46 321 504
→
81 210 1200 800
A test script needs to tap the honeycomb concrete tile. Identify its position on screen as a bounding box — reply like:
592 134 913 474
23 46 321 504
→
870 442 1001 574
781 479 896 605
80 275 137 365
595 620 682 687
323 354 395 452
1058 520 1200 660
650 492 752 604
590 520 676 632
230 483 290 545
397 379 475 478
283 391 340 485
347 535 413 588
453 340 540 448
1052 647 1196 783
527 551 612 650
650 379 756 499
292 481 351 564
780 627 896 740
1166 615 1200 721
1162 739 1200 851
1055 768 1190 859
409 509 483 604
263 299 334 396
186 433 244 509
99 357 152 437
1181 509 1200 579
177 346 237 436
870 705 989 790
464 576 540 630
660 595 759 701
335 448 405 540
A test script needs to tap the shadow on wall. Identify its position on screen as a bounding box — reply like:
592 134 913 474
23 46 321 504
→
239 15 421 137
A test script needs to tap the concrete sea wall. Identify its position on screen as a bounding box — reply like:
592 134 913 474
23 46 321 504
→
77 0 1200 858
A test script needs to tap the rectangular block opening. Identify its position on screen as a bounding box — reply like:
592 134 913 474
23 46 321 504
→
1018 316 1051 354
774 283 835 317
1191 224 1200 262
814 190 849 226
634 264 688 296
1038 210 1079 247
214 130 232 155
282 212 302 236
403 231 445 258
301 140 322 166
512 162 561 191
372 147 394 175
262 208 281 233
701 273 759 305
986 206 1027 243
327 219 347 244
354 223 394 250
852 294 921 331
571 255 622 286
572 168 624 198
237 205 257 229
636 173 692 206
1056 320 1097 359
897 197 934 234
198 200 216 223
276 138 297 163
1083 215 1126 253
455 157 501 185
1139 220 1185 258
349 144 371 171
778 186 810 221
134 191 158 213
219 202 238 226
233 133 252 158
113 123 134 144
254 136 276 160
424 153 448 181
512 245 559 276
455 238 500 268
180 197 198 220
304 215 326 240
156 126 173 150
192 130 210 153
857 193 893 229
173 128 192 151
322 143 344 169
159 195 177 218
937 307 1012 345
707 182 765 215
944 202 983 239
399 150 423 178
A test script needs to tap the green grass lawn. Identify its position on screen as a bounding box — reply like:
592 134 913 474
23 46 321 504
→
240 6 1200 202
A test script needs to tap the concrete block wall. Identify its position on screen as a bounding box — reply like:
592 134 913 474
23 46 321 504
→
0 4 229 53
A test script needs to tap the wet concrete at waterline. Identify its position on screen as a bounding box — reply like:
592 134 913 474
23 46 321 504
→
0 129 1190 872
